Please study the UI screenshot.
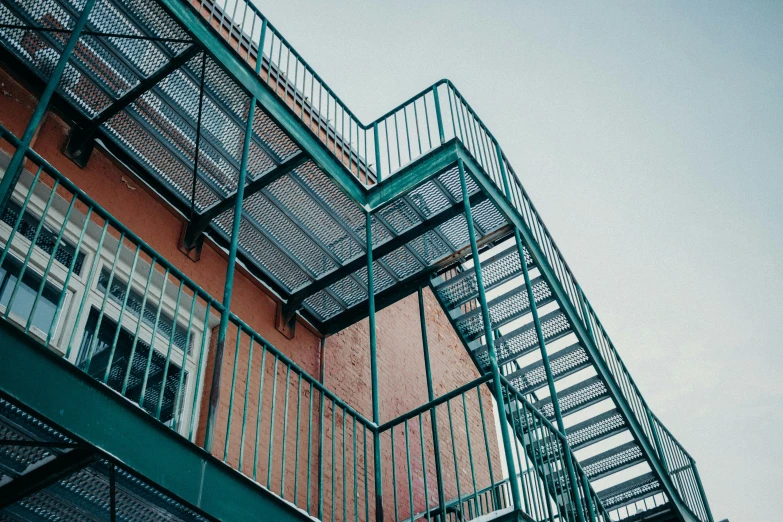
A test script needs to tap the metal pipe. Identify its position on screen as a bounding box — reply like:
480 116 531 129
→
457 158 521 512
0 0 97 211
418 287 447 521
366 211 384 521
204 96 257 453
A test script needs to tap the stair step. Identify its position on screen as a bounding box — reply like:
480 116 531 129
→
567 408 627 451
470 310 572 368
580 441 646 480
532 376 609 420
433 246 533 309
598 472 662 510
504 343 590 396
452 277 555 341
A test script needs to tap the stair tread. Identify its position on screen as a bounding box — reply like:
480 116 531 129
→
581 441 646 480
471 310 572 367
598 472 662 510
453 277 555 341
531 376 609 419
567 408 627 450
504 343 590 396
434 246 532 308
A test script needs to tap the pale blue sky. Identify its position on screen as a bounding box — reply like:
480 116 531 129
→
254 2 783 519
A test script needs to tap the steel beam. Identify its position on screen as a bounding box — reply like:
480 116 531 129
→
0 448 96 509
282 189 487 321
182 151 309 250
65 44 201 167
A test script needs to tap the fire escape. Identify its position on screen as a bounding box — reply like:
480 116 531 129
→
0 0 712 520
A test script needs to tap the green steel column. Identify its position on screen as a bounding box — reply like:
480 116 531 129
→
496 142 584 521
418 287 447 522
457 158 521 512
204 21 268 453
366 211 384 521
0 0 97 211
204 97 257 453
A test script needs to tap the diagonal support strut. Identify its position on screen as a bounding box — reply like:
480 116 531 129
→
64 44 200 167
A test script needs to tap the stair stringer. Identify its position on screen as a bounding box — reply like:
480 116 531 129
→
453 149 701 522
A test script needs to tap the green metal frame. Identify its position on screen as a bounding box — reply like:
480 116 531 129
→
0 0 713 519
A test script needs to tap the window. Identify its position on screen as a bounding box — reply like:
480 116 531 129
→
77 309 189 426
0 165 212 434
0 256 62 334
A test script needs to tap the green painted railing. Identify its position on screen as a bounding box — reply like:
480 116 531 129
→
191 2 712 519
0 124 609 521
0 125 369 520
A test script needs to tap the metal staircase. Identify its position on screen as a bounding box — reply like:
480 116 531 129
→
430 237 702 521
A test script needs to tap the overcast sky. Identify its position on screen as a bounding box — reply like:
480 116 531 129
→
253 2 782 519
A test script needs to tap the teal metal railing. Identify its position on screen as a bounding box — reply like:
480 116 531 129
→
0 124 610 521
199 4 715 516
0 124 369 519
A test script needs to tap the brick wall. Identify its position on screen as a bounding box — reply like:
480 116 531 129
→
0 64 501 520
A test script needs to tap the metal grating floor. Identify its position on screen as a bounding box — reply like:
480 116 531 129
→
0 0 509 329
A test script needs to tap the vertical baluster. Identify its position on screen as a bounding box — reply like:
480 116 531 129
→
281 365 292 497
48 208 91 347
5 181 62 321
461 393 480 515
306 381 314 511
171 291 197 432
267 355 280 488
404 419 415 520
26 193 77 334
293 373 302 503
222 326 243 461
446 400 463 516
391 426 399 521
239 337 255 473
155 280 185 419
189 300 212 441
102 245 141 382
66 222 109 359
419 413 431 521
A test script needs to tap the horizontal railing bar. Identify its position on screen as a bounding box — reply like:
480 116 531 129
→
377 373 491 432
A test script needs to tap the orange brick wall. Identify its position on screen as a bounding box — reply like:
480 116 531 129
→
0 64 501 520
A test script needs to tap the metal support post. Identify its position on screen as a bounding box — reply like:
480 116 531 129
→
516 228 585 522
367 211 384 521
204 96 257 452
418 287 447 521
457 158 521 512
0 0 97 211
